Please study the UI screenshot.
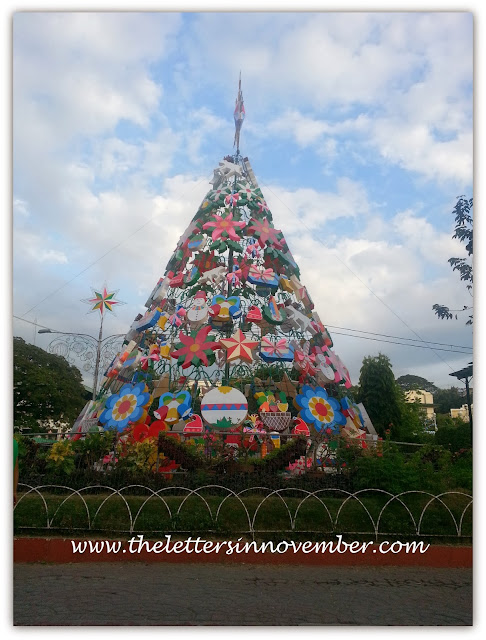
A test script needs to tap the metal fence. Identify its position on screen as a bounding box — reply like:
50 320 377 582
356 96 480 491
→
14 484 472 541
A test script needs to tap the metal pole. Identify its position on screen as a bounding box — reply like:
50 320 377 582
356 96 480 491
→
465 376 473 444
92 313 104 401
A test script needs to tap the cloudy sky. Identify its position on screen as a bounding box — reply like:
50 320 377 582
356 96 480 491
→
12 9 474 389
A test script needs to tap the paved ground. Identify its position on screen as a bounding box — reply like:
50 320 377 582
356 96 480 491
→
14 563 472 626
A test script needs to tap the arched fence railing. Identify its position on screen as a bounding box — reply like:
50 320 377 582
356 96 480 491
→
14 484 472 541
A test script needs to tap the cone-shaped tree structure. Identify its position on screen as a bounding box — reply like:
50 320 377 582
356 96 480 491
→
72 80 375 467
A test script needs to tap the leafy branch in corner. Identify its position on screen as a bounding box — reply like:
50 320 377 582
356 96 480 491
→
433 195 473 325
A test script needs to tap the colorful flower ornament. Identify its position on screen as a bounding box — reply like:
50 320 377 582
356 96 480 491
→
248 198 271 217
155 391 192 425
246 217 284 249
208 186 231 204
99 383 151 432
295 385 346 434
202 212 245 242
170 326 221 369
324 348 353 388
236 184 259 202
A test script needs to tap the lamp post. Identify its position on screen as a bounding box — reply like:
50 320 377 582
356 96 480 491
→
449 362 473 444
38 328 124 399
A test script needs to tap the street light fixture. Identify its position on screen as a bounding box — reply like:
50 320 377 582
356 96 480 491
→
38 328 125 400
449 362 473 443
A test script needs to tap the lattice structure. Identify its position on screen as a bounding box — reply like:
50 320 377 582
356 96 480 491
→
71 80 374 469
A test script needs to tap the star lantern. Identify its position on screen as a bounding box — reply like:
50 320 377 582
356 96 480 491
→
170 326 221 369
82 286 125 316
219 329 259 363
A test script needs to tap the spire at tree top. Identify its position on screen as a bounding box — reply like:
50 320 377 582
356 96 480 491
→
233 72 245 154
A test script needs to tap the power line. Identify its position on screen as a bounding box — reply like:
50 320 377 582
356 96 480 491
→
19 175 209 319
330 330 471 354
325 324 472 350
261 180 466 374
13 314 472 354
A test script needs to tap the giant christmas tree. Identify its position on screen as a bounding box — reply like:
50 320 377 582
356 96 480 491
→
73 78 375 471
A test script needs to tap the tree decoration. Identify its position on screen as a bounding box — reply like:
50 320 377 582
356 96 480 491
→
324 348 353 388
294 385 346 434
187 291 209 329
341 397 365 430
246 305 263 323
202 212 245 242
247 265 279 289
254 389 288 413
183 414 204 434
209 295 241 323
155 391 192 425
82 286 125 316
99 382 151 432
219 329 259 363
201 386 248 428
312 345 336 384
73 78 365 470
260 336 294 362
246 217 284 249
170 326 221 369
292 340 317 379
262 296 287 324
276 372 300 398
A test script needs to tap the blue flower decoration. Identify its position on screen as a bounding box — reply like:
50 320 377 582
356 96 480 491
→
99 382 151 432
295 385 346 433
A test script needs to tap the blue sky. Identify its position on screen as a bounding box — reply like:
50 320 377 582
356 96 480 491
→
11 9 474 389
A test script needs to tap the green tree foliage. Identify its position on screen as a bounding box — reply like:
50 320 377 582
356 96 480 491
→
396 374 438 393
435 419 472 451
433 386 469 415
356 354 403 439
433 195 473 324
356 354 434 442
13 337 88 431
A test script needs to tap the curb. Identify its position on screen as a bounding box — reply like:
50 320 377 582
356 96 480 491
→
14 538 472 567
